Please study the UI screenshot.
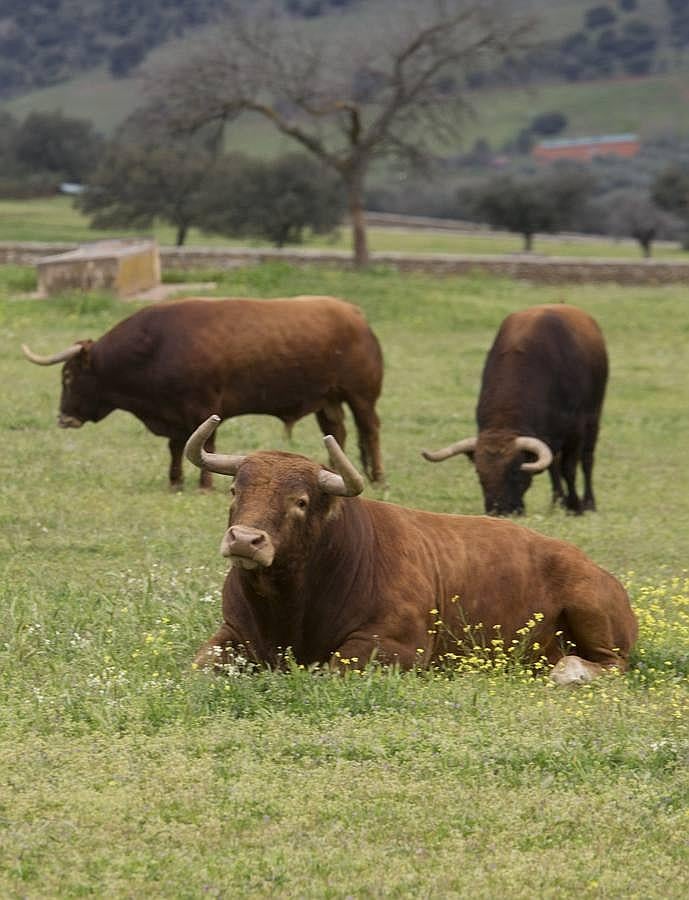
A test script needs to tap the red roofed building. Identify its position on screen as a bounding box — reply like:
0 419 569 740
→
533 134 640 163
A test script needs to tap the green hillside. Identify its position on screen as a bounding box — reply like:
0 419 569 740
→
2 0 688 146
6 64 689 153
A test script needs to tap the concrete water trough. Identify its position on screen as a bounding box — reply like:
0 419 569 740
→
36 238 161 298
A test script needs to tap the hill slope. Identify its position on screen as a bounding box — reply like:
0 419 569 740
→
2 2 688 161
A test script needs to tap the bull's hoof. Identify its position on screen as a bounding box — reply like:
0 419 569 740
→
169 482 184 493
550 655 602 685
192 645 226 672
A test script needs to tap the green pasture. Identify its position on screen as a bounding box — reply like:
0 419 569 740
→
1 195 685 259
2 261 689 896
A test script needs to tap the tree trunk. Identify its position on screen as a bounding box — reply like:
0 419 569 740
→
523 232 533 252
345 174 369 267
175 222 188 246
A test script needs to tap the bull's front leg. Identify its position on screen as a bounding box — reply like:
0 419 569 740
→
168 438 185 491
329 632 426 671
199 430 215 491
193 622 248 672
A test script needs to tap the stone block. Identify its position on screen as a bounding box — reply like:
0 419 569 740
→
37 239 161 298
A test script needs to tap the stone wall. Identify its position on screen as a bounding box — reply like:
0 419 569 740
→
2 240 689 286
161 247 689 286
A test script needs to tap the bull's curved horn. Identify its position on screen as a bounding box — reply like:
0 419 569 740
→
184 415 246 475
421 436 477 463
21 343 82 366
515 436 553 473
319 435 365 497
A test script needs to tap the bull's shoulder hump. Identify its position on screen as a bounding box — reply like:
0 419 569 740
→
495 304 604 353
514 303 600 331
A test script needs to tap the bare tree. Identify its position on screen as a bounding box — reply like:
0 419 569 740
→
145 1 533 265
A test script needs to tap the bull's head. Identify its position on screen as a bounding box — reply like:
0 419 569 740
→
185 415 364 571
22 341 114 427
422 431 552 515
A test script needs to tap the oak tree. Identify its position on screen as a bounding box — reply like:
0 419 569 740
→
147 0 531 265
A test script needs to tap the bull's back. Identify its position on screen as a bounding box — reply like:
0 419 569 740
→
361 498 632 648
478 304 608 428
490 304 607 379
138 296 369 361
100 296 380 409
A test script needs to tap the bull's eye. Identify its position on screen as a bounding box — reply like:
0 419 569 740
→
229 486 236 497
295 497 309 511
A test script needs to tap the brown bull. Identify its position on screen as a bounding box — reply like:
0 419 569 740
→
22 295 384 489
423 304 608 515
186 415 637 685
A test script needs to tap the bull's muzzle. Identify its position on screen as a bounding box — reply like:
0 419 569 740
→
221 525 275 570
486 501 524 517
58 414 84 429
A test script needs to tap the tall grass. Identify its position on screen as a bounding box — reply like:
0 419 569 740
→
1 262 689 896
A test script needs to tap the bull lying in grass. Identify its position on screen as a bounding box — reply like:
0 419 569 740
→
186 416 637 685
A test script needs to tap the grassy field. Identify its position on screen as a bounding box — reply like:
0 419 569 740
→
2 260 689 896
1 195 686 259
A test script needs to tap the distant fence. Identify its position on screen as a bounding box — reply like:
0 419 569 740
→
2 241 689 285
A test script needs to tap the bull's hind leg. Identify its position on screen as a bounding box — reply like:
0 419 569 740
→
580 447 596 511
580 423 600 511
550 655 608 685
347 397 384 484
330 634 419 671
550 578 635 685
548 454 566 507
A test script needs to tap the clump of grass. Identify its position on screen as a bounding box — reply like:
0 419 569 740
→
626 571 689 680
1 264 37 293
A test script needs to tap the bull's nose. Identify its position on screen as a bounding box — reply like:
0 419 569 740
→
220 525 275 567
229 526 268 549
58 414 83 429
487 505 523 517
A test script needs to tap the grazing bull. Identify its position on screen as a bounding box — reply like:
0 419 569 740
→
422 304 608 515
22 295 384 489
185 415 636 686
